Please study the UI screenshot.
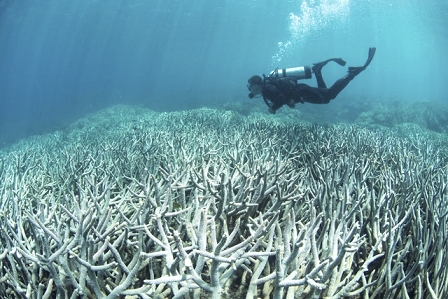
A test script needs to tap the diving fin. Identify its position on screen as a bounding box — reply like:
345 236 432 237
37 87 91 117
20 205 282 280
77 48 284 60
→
348 47 376 75
312 57 347 73
334 58 347 67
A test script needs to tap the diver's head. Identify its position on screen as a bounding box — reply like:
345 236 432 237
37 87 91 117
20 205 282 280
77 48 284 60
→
247 75 263 98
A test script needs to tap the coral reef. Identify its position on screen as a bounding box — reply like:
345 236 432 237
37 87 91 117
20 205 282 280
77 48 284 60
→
355 100 448 134
0 106 447 298
226 95 448 135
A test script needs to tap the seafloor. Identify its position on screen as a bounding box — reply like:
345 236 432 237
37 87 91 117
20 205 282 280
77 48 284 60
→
0 104 447 299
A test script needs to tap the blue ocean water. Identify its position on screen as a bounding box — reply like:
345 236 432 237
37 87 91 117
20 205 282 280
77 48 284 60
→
0 0 447 145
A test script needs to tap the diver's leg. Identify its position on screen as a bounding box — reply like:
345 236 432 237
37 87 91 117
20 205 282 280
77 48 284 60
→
328 47 376 100
296 84 331 104
312 58 347 88
314 71 327 88
327 75 355 99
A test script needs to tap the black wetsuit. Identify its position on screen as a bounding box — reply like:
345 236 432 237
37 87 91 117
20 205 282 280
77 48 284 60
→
259 48 376 113
262 71 357 112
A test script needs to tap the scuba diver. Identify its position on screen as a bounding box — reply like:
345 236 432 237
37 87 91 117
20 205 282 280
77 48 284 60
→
247 47 376 114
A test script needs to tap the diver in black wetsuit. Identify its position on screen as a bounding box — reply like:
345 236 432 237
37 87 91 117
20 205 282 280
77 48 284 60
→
247 47 376 114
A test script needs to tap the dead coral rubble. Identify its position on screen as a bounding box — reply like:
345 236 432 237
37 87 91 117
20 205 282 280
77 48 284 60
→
0 107 447 299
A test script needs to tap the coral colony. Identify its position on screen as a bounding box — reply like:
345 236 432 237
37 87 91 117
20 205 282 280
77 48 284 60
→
0 106 447 298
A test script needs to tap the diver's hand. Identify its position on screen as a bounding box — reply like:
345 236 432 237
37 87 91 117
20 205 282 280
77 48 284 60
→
268 107 276 114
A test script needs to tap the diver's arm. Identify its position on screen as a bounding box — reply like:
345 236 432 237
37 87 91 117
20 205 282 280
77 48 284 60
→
264 84 288 113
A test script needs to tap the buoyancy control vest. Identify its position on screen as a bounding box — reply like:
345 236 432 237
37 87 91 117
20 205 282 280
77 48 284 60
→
260 65 312 107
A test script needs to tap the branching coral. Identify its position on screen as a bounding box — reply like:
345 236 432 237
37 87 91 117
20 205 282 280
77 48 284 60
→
0 107 447 298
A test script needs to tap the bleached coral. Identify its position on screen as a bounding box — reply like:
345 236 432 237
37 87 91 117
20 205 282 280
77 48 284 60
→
0 106 447 298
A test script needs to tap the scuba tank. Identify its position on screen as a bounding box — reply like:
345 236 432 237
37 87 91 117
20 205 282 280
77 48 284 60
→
269 66 312 80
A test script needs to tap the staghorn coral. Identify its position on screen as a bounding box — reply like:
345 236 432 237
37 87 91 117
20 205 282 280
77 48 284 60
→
0 106 447 299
